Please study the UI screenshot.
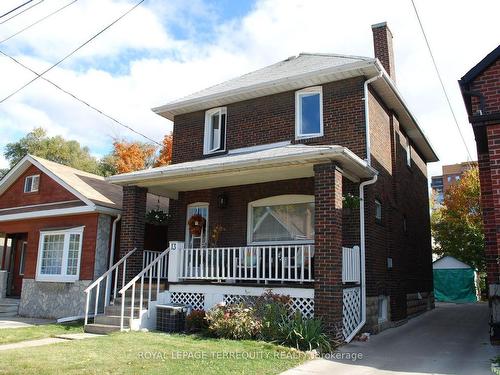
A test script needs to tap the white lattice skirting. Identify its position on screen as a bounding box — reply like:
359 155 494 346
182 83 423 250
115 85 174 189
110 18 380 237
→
223 294 314 319
170 292 205 310
342 287 361 339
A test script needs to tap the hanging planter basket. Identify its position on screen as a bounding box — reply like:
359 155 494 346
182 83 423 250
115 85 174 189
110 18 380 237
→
188 214 206 236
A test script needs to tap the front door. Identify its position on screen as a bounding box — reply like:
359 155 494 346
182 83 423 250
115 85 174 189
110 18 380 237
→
11 236 27 297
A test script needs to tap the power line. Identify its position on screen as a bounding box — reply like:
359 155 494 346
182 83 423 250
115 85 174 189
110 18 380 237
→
0 0 34 20
410 0 473 162
0 0 78 44
0 0 44 25
0 49 162 146
0 0 145 104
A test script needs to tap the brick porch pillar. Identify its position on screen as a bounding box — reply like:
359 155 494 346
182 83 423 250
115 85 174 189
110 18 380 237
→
120 185 148 281
313 163 343 337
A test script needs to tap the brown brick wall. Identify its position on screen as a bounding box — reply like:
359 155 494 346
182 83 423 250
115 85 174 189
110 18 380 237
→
470 59 500 115
313 163 343 333
119 185 148 280
0 213 100 280
0 165 79 209
171 77 366 164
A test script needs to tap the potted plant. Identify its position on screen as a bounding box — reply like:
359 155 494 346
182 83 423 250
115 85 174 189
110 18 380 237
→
343 193 361 215
188 214 206 236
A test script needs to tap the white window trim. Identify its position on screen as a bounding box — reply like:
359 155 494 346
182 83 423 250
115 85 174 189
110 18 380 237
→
375 199 382 220
203 107 227 155
185 202 209 245
24 174 40 193
247 194 315 245
405 135 411 167
35 226 84 283
295 86 324 140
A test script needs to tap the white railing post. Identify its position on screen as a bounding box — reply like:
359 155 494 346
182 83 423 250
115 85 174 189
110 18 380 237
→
84 291 90 325
168 241 184 282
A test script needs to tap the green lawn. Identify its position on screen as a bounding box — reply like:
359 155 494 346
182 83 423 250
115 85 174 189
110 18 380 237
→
0 331 308 375
0 322 84 345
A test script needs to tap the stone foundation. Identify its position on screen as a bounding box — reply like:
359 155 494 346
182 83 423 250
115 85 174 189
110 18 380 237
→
365 296 393 334
0 270 7 298
19 279 91 319
407 291 434 318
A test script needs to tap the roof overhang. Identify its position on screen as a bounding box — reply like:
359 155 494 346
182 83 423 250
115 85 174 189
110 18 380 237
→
107 145 378 199
0 205 120 223
152 59 438 163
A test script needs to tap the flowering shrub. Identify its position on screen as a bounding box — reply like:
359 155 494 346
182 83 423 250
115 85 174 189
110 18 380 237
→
185 310 208 333
254 290 291 342
205 303 262 340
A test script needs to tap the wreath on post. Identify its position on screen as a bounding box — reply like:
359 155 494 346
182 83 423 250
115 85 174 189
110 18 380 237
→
188 214 206 236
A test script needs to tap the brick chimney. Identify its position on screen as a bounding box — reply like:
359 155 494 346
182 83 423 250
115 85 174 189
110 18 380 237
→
372 22 396 81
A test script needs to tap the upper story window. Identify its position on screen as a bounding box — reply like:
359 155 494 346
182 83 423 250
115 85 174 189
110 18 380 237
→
405 135 411 167
295 86 323 139
24 175 40 193
204 107 226 155
36 227 84 282
375 199 382 221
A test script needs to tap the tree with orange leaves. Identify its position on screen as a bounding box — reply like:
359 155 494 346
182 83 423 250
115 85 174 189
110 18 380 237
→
112 140 157 174
154 133 173 167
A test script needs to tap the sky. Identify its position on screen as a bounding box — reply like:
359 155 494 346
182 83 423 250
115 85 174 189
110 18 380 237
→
0 0 498 179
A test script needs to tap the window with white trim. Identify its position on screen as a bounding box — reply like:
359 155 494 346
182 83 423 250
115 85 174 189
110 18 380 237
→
24 175 40 193
405 135 411 167
204 107 226 154
295 86 323 139
248 195 314 245
36 227 84 282
375 199 382 221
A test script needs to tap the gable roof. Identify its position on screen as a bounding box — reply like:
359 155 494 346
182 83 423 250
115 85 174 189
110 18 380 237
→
0 155 122 211
459 44 500 86
152 53 438 163
433 256 472 270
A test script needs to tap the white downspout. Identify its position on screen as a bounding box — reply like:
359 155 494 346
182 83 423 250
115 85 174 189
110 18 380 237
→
106 214 121 305
363 72 383 165
345 72 381 342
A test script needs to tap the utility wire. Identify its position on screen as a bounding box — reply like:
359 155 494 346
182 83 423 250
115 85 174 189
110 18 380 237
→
410 0 473 162
0 0 34 20
0 0 44 25
0 0 145 104
0 0 78 44
0 49 162 146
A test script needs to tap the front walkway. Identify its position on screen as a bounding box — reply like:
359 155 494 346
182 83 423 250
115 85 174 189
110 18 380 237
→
283 302 499 375
0 316 54 329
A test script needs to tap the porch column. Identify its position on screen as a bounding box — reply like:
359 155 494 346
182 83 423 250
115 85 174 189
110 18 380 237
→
313 163 343 337
120 185 148 281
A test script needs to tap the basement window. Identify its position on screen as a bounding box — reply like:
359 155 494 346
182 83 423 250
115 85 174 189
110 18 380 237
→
378 295 388 322
295 86 323 139
24 175 40 193
204 107 227 154
36 227 84 282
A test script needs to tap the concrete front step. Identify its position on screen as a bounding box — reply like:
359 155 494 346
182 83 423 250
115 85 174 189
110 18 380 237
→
0 304 19 313
104 305 144 318
94 315 130 327
84 323 121 334
0 311 18 317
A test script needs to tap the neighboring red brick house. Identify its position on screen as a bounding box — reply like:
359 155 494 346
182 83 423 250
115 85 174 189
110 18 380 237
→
459 44 500 343
0 155 167 319
91 22 437 339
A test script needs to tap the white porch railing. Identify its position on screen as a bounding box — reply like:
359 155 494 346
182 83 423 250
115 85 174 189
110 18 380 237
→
179 245 314 283
143 250 168 279
118 247 170 331
84 248 137 325
342 245 360 283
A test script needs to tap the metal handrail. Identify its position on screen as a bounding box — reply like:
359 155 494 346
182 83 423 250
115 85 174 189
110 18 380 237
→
118 247 170 331
84 248 137 325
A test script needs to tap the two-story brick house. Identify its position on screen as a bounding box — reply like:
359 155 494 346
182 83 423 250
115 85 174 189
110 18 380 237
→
87 23 437 339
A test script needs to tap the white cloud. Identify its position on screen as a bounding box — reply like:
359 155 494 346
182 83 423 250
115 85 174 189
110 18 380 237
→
0 0 499 180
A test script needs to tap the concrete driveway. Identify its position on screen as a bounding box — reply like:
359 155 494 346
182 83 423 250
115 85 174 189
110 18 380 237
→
283 302 499 375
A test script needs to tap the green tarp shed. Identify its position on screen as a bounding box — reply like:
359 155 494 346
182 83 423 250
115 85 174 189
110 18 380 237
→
433 256 477 303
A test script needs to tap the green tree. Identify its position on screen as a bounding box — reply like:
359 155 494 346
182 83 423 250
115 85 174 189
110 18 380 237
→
431 167 485 272
4 127 102 175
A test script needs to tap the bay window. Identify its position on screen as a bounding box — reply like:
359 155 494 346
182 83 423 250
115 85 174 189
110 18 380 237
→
247 195 314 245
36 227 84 282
